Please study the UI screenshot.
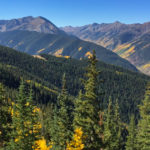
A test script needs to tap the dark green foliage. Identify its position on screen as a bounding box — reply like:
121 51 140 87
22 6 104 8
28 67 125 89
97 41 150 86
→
73 51 101 149
103 98 122 150
1 44 150 149
0 45 149 123
113 100 123 149
50 74 73 150
136 82 150 150
0 83 11 147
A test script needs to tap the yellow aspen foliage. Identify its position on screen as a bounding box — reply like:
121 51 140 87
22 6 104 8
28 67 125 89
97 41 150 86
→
25 102 30 106
33 107 41 113
66 128 84 150
33 137 52 150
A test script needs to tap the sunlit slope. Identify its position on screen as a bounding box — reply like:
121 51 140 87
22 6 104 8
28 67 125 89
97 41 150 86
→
113 33 150 75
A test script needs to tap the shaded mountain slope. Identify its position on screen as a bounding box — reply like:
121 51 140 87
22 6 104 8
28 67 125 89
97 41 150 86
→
0 30 137 71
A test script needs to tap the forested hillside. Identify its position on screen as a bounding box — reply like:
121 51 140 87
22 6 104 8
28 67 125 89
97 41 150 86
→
0 47 150 149
0 45 149 123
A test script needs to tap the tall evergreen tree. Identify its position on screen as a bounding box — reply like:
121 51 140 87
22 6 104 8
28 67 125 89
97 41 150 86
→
103 98 122 150
103 97 113 149
114 99 122 149
7 81 41 150
125 115 136 150
0 83 11 147
50 74 73 150
136 82 150 150
73 50 101 150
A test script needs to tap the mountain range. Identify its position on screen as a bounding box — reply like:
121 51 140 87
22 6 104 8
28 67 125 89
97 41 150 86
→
61 22 150 75
0 16 137 71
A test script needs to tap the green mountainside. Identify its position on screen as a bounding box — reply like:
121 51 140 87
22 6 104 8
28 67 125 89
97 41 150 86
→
0 45 149 123
0 30 137 71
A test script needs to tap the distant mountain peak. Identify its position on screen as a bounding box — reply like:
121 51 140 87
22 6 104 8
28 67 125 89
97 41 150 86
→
36 16 50 21
113 21 122 24
0 16 64 34
92 23 99 26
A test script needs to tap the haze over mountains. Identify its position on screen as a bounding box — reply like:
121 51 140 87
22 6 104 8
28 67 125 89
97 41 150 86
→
61 22 150 75
0 16 137 71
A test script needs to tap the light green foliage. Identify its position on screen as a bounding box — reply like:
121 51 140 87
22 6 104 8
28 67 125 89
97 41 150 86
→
126 115 136 150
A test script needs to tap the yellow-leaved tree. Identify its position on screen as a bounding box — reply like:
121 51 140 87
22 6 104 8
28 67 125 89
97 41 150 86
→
66 128 84 150
33 137 52 150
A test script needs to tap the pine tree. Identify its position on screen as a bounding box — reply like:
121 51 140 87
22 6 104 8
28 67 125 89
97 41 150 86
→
0 83 11 147
73 50 101 150
50 74 72 150
7 81 42 150
136 82 150 150
103 98 122 150
125 115 136 150
103 97 113 149
112 99 122 149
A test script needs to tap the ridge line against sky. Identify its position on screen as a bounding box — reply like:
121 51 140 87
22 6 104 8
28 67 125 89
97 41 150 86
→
0 0 150 27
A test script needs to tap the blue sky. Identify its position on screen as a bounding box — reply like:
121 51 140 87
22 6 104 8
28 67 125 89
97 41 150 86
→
0 0 150 27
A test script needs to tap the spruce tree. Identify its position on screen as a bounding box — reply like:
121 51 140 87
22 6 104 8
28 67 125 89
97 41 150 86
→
112 99 122 149
50 74 72 150
103 98 122 150
73 50 101 150
125 115 136 150
103 97 113 149
0 83 11 147
136 82 150 150
7 81 41 150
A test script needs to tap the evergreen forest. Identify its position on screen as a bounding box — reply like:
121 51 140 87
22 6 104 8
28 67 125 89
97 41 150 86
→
0 45 150 150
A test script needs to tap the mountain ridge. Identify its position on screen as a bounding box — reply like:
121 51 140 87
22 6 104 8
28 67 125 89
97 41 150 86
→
61 21 150 75
0 16 65 34
0 30 137 71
